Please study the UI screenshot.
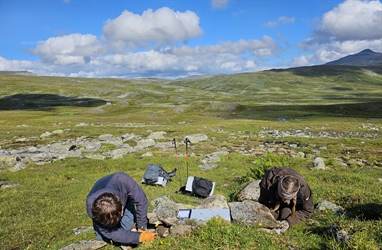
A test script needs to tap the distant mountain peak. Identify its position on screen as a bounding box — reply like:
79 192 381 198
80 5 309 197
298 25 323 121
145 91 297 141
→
360 49 373 53
358 49 378 55
325 49 382 67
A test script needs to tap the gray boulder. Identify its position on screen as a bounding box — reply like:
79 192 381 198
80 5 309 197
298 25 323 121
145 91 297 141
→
313 157 327 169
229 200 281 228
108 148 130 159
315 200 345 215
59 240 106 250
147 131 167 140
183 134 208 143
98 134 113 141
136 138 156 149
236 180 261 202
195 195 229 209
152 197 181 226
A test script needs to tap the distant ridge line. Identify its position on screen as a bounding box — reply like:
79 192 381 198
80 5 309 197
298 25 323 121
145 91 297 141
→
325 49 382 67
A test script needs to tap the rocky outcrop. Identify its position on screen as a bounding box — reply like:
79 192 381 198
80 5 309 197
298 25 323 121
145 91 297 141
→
145 192 280 238
0 132 208 170
2 125 379 171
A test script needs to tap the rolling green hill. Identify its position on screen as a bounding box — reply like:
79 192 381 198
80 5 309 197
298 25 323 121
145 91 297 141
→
0 65 381 250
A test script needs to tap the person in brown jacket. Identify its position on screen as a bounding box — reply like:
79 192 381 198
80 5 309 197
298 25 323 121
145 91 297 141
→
258 167 314 232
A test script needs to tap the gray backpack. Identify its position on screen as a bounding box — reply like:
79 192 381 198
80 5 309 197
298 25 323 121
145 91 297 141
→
143 164 171 184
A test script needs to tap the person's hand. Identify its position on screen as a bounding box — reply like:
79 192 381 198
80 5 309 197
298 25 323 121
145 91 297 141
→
272 220 289 234
279 220 290 232
139 231 157 242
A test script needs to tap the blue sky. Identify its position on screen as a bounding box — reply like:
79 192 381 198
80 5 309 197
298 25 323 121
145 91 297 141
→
1 0 381 78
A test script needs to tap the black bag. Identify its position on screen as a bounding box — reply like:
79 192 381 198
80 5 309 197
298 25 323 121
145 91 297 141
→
192 177 213 197
143 164 171 184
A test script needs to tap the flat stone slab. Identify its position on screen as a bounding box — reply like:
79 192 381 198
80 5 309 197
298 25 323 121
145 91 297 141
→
59 240 107 250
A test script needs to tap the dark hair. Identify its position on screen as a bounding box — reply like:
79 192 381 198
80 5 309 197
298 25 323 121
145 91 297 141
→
91 192 123 227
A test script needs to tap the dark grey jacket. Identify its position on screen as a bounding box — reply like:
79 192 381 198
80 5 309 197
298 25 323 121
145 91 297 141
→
258 167 314 226
86 172 148 245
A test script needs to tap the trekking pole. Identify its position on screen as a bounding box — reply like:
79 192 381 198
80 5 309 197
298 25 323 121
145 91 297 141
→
184 138 191 178
172 138 181 187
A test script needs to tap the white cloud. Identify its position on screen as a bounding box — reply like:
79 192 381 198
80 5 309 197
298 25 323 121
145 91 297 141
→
245 60 256 69
30 33 105 65
1 52 260 78
172 36 281 57
278 16 295 24
102 7 203 48
13 2 382 79
54 55 85 65
297 0 382 65
92 47 261 77
211 0 229 9
263 16 295 28
291 55 312 66
0 57 34 71
316 0 382 41
263 21 278 28
318 0 382 41
5 31 281 78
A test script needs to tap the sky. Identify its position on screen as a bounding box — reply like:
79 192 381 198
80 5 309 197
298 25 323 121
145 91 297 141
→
1 0 381 79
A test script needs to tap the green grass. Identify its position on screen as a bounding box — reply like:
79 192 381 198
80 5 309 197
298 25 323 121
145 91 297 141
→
0 67 381 249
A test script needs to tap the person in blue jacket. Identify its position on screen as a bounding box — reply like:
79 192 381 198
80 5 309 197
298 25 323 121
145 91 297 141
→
86 172 157 246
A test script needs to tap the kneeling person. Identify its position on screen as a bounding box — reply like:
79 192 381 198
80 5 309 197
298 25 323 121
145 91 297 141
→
258 167 314 232
86 172 157 246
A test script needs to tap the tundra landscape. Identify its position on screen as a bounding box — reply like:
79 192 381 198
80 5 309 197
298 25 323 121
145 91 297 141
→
0 61 381 249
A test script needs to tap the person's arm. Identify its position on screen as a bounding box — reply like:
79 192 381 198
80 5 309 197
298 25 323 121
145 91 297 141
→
133 186 149 230
114 173 149 230
285 187 314 227
258 179 277 208
258 184 270 205
93 221 141 245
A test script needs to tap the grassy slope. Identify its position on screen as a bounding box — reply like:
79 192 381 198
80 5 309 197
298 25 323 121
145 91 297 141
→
0 66 381 250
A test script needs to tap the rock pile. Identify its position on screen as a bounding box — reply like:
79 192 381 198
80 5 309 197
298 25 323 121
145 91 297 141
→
146 192 280 237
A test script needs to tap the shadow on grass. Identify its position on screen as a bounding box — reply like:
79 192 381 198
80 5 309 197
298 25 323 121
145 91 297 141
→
225 99 382 120
0 94 107 110
345 203 382 221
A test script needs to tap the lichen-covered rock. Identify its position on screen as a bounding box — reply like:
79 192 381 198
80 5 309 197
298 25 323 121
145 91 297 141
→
183 134 208 143
152 198 180 226
229 200 280 228
315 200 345 215
59 240 106 250
195 195 229 209
236 180 261 202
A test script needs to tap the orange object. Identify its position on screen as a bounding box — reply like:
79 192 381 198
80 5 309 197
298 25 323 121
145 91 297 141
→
139 231 157 242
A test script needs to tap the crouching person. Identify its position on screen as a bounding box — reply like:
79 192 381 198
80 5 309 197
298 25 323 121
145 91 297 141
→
86 172 157 247
258 167 314 232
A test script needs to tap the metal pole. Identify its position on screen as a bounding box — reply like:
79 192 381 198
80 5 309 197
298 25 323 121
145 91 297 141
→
172 138 181 187
184 138 191 178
